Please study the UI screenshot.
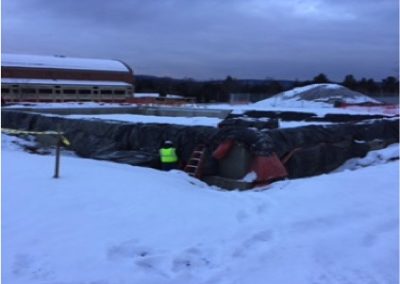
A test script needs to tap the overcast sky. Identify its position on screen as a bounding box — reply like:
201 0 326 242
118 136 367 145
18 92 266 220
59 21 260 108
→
2 0 399 81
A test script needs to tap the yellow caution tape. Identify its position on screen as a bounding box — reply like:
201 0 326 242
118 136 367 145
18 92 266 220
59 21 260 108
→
61 136 71 146
1 128 71 146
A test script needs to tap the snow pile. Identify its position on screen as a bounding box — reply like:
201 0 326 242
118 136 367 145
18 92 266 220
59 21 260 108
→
335 143 399 171
253 84 382 108
2 133 399 284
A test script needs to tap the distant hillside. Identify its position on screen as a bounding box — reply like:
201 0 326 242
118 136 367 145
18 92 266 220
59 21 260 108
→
134 75 399 103
135 75 294 86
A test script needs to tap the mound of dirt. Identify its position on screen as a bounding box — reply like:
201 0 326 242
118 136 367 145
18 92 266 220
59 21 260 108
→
253 84 381 108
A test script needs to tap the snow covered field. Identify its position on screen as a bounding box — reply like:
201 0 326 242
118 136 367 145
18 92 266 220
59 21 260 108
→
2 134 399 284
2 86 399 283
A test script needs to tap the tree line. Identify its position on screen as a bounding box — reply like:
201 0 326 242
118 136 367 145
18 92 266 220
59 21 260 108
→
135 73 399 103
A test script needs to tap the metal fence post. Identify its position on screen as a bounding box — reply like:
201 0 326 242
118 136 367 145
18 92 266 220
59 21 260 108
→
54 136 61 178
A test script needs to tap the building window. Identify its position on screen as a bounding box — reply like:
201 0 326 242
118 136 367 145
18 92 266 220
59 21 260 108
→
63 89 76 94
78 89 91 94
114 90 126 95
21 88 36 94
100 90 112 95
1 88 10 93
38 89 52 94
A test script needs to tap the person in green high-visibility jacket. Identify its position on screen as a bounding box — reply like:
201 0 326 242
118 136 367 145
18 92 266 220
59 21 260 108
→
159 140 179 170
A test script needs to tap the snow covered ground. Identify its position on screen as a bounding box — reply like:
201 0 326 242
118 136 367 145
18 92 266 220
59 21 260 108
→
4 102 337 128
2 134 399 284
63 113 222 127
194 102 398 116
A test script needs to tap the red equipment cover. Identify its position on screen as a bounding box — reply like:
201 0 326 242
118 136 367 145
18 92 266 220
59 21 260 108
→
251 153 288 183
212 139 234 160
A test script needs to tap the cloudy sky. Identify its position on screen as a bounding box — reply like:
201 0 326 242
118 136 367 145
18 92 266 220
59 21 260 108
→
2 0 399 81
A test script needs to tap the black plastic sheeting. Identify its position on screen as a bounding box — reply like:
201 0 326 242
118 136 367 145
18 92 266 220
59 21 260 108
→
205 119 399 178
2 110 399 179
218 117 279 130
228 110 317 121
308 113 393 123
284 140 370 178
228 110 396 123
2 110 218 169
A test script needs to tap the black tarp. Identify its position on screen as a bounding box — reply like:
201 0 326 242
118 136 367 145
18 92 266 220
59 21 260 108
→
2 110 398 179
2 110 218 168
205 119 399 178
228 110 395 123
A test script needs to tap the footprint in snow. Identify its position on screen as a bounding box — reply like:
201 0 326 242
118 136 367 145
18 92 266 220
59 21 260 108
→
107 240 152 261
232 229 274 258
171 247 212 273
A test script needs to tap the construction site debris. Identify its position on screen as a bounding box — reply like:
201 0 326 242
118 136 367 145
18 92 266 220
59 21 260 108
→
2 109 398 189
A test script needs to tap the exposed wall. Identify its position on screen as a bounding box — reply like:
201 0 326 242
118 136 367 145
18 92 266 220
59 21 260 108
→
1 64 135 102
1 83 132 102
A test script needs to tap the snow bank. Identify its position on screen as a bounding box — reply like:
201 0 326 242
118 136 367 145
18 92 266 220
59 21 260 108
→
64 113 222 127
2 134 398 284
335 143 399 171
190 102 391 116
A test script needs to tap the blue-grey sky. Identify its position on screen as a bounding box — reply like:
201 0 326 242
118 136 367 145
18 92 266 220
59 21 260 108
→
2 0 399 81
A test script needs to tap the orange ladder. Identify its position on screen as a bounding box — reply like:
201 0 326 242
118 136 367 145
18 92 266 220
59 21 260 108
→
184 144 206 178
